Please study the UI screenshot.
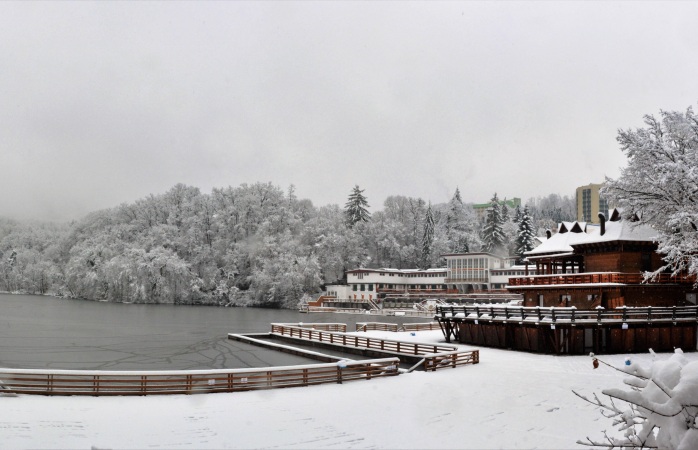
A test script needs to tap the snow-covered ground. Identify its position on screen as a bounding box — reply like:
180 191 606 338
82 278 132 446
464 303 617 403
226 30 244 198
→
2 330 695 449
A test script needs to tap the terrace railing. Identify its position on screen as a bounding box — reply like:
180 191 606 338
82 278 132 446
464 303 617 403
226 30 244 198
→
435 304 698 325
508 272 696 287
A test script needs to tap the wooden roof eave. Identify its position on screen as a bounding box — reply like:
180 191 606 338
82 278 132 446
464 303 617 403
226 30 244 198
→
525 252 584 263
572 240 658 251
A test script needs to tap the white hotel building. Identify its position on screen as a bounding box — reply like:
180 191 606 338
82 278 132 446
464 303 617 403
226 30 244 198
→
323 268 448 302
442 252 512 292
321 253 535 301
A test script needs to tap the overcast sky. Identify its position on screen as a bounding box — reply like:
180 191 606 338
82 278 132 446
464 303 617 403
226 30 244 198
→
1 1 697 222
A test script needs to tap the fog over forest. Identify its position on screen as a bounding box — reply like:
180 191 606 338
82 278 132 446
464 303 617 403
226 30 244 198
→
0 183 574 308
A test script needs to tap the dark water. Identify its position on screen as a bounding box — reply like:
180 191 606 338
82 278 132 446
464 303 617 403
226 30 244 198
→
0 294 421 370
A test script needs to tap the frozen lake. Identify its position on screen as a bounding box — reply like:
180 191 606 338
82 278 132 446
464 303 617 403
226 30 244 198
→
0 294 419 371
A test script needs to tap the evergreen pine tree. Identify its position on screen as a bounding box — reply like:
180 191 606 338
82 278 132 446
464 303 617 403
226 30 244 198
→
452 187 462 204
421 203 435 268
513 204 522 224
501 201 510 222
344 185 371 227
515 205 536 261
445 188 462 246
482 193 506 255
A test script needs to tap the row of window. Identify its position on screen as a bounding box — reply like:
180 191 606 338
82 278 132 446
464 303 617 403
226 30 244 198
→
351 284 446 291
351 272 445 279
491 270 531 276
447 258 491 270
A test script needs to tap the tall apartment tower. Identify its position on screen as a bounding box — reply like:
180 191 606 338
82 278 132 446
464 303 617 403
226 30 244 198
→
576 183 609 223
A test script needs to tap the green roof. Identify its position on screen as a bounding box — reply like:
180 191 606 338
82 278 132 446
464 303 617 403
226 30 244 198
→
473 198 521 209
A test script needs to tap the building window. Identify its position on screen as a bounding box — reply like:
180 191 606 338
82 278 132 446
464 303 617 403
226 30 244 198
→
352 285 357 291
368 284 374 291
559 294 571 307
360 284 365 291
582 189 592 222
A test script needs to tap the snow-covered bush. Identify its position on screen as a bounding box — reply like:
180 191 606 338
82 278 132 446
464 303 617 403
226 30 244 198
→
576 349 698 449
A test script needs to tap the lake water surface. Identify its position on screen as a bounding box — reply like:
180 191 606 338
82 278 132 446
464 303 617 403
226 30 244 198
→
0 294 421 370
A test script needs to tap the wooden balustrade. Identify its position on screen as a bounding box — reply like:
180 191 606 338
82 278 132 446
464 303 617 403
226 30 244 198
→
423 349 479 371
288 323 347 332
508 272 696 286
271 323 457 355
0 358 400 396
355 322 399 332
400 322 441 332
435 305 698 325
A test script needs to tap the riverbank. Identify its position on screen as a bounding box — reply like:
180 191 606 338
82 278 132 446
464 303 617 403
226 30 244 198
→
2 329 688 449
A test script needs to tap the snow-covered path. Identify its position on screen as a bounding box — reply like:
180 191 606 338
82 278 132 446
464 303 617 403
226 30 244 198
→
1 330 692 449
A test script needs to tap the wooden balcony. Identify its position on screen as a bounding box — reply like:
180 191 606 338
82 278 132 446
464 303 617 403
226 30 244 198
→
376 288 457 295
508 272 696 287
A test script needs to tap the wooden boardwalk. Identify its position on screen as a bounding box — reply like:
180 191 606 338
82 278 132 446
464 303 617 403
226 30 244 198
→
269 323 478 372
0 320 481 396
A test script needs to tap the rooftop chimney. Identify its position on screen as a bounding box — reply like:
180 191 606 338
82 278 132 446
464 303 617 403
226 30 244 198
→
598 212 606 236
545 229 552 239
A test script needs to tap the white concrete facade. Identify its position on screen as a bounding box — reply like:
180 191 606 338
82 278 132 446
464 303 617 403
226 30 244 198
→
442 252 510 292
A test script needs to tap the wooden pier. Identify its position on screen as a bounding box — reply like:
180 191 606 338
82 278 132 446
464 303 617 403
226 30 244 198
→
267 323 479 372
0 320 480 396
435 305 698 355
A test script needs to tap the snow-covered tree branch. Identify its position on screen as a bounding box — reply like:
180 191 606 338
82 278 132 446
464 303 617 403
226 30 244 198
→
576 350 698 449
603 105 698 285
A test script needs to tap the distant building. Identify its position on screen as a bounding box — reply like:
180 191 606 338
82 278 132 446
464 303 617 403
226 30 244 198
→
320 258 536 301
576 183 609 223
472 197 521 221
322 268 448 301
442 252 510 292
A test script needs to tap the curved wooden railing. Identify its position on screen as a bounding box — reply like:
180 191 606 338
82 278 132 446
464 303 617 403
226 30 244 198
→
435 305 698 325
0 358 400 396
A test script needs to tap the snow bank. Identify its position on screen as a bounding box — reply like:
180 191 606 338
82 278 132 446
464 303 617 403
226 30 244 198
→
1 330 696 449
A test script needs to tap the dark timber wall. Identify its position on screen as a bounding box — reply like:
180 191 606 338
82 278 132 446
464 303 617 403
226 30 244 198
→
436 305 698 355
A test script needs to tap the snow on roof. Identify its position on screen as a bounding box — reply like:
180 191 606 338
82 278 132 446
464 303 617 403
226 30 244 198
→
525 209 659 257
526 228 587 256
582 217 658 245
347 267 446 274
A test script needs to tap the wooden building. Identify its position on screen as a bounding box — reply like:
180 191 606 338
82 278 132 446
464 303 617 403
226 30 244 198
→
435 209 698 354
508 209 696 309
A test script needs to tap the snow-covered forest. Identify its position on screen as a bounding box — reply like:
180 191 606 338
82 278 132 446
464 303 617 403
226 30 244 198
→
0 184 574 308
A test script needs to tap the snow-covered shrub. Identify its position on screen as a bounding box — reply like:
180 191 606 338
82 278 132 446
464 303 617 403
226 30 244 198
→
576 349 698 449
